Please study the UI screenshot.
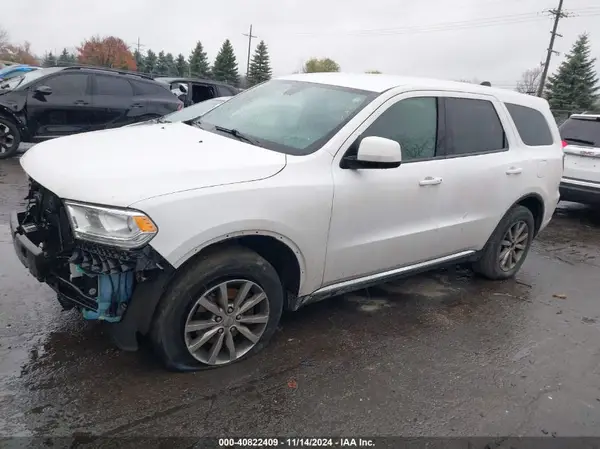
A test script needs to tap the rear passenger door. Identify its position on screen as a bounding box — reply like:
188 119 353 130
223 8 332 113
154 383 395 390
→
432 93 525 256
131 80 181 117
91 74 144 129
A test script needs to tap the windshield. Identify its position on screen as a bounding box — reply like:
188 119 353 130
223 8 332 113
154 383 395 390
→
164 98 227 123
560 117 600 148
0 67 61 90
0 65 24 76
197 79 376 155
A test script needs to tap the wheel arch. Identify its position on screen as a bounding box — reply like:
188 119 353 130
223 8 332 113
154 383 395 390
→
511 192 545 236
173 230 306 300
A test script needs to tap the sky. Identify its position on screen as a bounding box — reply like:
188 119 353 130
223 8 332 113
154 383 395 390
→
3 0 600 88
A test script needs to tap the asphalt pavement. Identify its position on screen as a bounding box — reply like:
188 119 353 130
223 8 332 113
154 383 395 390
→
2 155 600 439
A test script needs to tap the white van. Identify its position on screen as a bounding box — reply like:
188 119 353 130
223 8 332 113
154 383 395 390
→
10 73 563 371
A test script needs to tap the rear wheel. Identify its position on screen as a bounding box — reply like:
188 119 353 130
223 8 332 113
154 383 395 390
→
473 205 535 280
0 117 21 159
150 246 284 371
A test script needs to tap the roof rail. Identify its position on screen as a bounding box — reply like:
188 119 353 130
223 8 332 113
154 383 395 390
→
56 64 155 80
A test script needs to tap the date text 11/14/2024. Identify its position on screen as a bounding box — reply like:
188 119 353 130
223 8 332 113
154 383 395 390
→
218 438 376 447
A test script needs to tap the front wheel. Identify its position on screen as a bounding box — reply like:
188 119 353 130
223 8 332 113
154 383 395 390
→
150 246 284 371
0 117 21 160
473 205 535 280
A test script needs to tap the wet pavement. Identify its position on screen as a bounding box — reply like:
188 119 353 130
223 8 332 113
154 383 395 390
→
2 156 600 438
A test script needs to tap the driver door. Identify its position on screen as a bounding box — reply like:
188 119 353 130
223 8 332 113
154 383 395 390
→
26 72 94 139
323 92 450 285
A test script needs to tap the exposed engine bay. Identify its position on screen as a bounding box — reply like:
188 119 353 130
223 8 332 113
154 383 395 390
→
14 178 168 323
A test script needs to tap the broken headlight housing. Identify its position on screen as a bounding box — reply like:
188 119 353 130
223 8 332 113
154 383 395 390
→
64 201 158 249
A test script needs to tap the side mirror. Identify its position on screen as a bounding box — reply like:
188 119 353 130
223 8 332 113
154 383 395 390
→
178 84 188 94
34 85 52 95
343 136 402 169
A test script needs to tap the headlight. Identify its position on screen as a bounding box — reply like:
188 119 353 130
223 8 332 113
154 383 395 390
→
64 201 158 249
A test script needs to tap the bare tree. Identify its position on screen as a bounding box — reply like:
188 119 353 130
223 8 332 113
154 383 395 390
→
0 26 9 55
516 64 543 95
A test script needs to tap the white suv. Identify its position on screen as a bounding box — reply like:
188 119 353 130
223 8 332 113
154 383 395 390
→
10 74 563 371
559 113 600 205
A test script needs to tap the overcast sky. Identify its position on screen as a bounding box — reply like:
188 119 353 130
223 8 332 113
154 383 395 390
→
3 0 600 87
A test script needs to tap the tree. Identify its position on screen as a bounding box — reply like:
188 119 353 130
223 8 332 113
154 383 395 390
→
165 52 177 76
189 41 210 78
247 40 272 87
516 64 543 95
212 39 239 85
42 52 57 67
365 70 382 74
0 27 9 55
134 49 145 73
155 51 168 76
176 53 189 77
0 41 38 65
145 49 157 74
77 36 136 70
302 58 340 73
545 33 600 111
58 48 76 66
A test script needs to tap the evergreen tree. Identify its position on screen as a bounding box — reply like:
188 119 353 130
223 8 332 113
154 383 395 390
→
58 48 72 66
134 49 145 73
212 39 239 86
42 52 57 67
247 40 272 87
165 52 177 76
144 49 157 74
545 33 600 111
176 53 189 77
155 51 168 76
188 41 210 78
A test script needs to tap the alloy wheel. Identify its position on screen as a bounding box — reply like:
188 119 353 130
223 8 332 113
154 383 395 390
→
0 124 15 154
184 279 270 365
498 220 529 271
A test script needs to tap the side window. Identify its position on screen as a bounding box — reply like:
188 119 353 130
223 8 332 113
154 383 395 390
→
95 75 133 96
362 97 439 161
445 98 506 155
131 80 170 96
43 73 88 96
505 103 554 146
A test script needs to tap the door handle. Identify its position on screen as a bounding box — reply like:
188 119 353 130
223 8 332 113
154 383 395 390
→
506 167 523 175
73 100 89 105
419 176 443 186
131 103 144 108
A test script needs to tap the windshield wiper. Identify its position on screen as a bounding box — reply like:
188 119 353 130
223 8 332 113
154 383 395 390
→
155 116 171 124
564 137 596 146
214 125 261 147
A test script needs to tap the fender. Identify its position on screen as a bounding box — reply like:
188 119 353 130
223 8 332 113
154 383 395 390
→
0 104 29 140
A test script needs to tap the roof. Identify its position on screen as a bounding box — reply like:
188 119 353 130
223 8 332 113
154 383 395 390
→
155 77 235 88
278 72 548 106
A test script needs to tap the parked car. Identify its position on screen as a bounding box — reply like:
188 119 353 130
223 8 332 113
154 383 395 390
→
10 73 562 371
154 77 238 107
128 96 229 126
558 113 600 205
0 66 182 159
0 64 40 81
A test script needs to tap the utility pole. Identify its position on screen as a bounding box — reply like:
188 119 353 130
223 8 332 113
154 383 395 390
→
537 0 568 97
243 25 258 78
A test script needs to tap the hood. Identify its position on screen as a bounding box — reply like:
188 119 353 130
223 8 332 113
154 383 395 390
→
20 122 287 207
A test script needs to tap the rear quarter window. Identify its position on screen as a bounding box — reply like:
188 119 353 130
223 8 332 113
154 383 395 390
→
505 103 554 146
132 80 172 97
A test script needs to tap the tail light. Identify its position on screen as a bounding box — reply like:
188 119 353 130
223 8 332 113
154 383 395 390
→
561 140 568 148
177 102 183 111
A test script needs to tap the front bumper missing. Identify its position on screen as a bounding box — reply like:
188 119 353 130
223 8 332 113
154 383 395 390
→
10 209 174 351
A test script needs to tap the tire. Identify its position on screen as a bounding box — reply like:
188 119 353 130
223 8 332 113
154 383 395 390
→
150 246 284 372
0 117 21 160
473 205 535 280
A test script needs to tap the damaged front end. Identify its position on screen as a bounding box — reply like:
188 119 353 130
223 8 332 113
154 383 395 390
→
10 179 173 350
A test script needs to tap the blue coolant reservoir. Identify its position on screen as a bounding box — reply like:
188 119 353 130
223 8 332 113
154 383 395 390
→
82 272 134 322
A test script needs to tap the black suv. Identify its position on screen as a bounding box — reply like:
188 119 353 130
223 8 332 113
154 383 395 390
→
0 66 182 158
154 77 239 107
